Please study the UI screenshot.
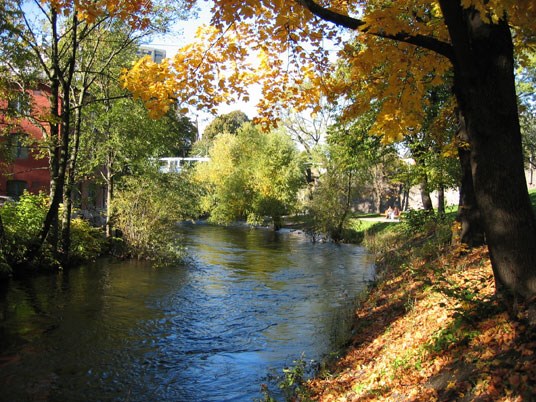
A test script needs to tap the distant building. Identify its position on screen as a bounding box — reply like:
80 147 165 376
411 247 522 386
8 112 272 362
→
137 46 166 64
0 85 51 198
0 85 106 221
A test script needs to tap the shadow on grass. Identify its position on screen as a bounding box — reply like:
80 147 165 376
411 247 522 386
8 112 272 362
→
316 257 421 394
423 303 536 401
363 222 397 236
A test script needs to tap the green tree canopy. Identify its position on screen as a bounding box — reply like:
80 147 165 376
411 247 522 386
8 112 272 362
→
202 110 250 141
195 123 306 229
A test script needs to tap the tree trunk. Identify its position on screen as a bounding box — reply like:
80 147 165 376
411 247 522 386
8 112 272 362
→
419 174 434 211
0 213 4 245
401 187 409 211
441 2 536 301
61 95 83 264
334 170 353 242
455 111 485 247
105 165 114 238
437 184 445 215
371 165 383 213
36 8 71 262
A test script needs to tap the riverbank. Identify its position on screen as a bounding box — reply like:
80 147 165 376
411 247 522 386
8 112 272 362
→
305 217 536 401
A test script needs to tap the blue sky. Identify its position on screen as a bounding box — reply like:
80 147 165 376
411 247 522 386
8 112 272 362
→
148 6 261 133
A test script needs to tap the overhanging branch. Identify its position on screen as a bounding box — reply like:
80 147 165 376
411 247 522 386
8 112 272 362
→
296 0 454 61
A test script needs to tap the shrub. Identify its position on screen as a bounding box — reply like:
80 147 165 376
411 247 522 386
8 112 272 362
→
69 217 105 264
112 171 200 266
0 192 48 266
402 209 438 234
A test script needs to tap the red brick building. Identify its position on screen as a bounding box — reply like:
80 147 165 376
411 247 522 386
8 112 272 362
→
0 85 51 198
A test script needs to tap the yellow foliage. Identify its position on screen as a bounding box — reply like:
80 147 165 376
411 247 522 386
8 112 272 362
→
43 0 153 29
116 0 536 141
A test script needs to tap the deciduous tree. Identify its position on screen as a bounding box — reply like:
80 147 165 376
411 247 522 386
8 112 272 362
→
202 110 250 141
1 0 189 264
111 0 536 305
195 123 306 229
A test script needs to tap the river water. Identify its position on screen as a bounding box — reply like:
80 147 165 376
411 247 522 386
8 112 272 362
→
0 224 375 401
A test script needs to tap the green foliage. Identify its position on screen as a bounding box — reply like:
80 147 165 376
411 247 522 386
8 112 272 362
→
425 315 479 354
402 209 438 234
202 110 250 141
260 354 316 402
195 123 306 228
79 98 197 180
307 114 398 240
0 192 47 266
0 193 106 269
279 356 315 401
530 188 536 213
68 217 105 264
307 163 355 240
112 169 202 265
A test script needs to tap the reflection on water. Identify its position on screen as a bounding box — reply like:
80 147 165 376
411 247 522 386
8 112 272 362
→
0 223 375 401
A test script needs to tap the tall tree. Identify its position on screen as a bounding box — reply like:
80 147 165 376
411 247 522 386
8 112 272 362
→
119 1 536 305
296 0 536 307
1 0 188 264
195 123 306 229
202 110 250 141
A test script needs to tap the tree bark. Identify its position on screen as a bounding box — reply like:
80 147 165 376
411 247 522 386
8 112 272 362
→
441 2 536 300
419 173 434 211
37 8 73 262
105 164 114 238
299 0 536 303
455 111 485 247
437 184 445 215
62 92 84 264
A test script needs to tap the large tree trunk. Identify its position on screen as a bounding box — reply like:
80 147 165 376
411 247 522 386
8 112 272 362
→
441 2 536 301
456 111 485 247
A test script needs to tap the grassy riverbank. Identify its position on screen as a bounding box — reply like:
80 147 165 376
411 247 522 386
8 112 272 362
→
303 212 536 401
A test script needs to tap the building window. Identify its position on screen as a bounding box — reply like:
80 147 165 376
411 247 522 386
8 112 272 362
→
6 180 28 199
7 93 31 116
10 134 29 159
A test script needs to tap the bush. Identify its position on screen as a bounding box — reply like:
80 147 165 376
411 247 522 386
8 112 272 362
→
0 193 106 270
0 192 48 266
69 217 105 264
402 209 438 234
112 171 200 266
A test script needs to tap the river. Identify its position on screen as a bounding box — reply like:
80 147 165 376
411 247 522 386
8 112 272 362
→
0 223 375 401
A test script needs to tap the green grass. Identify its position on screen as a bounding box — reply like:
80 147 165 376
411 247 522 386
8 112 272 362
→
530 188 536 211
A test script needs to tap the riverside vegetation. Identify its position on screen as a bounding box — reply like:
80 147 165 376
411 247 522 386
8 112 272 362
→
265 201 536 401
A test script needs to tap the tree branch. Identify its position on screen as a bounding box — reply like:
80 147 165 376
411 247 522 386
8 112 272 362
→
296 0 454 61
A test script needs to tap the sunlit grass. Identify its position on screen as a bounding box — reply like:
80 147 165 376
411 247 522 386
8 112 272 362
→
529 188 536 211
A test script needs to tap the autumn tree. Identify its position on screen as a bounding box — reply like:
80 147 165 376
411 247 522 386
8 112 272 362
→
293 0 536 309
118 0 536 307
